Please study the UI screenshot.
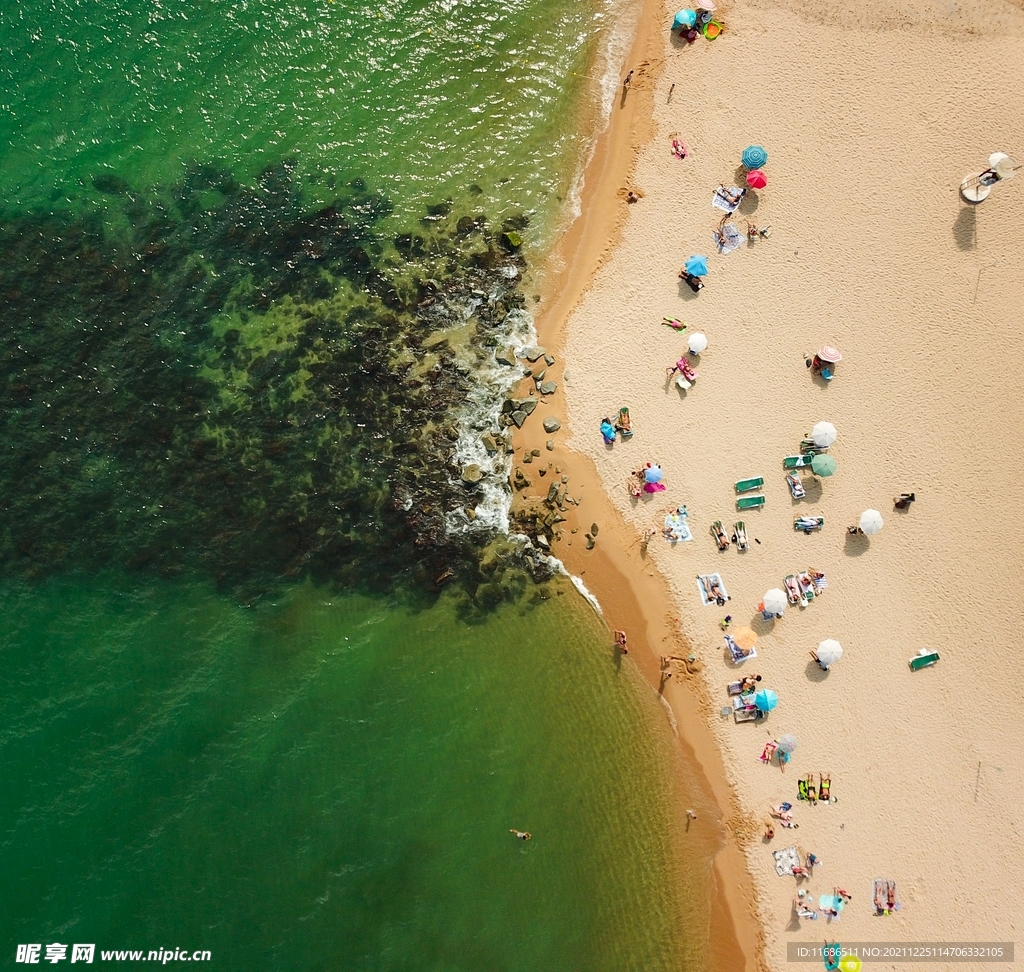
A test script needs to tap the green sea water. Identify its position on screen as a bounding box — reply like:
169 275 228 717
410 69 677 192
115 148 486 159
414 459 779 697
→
0 0 714 968
1 578 705 969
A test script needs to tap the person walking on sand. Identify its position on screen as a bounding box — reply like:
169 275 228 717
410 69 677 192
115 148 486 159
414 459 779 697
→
510 829 531 840
622 69 634 92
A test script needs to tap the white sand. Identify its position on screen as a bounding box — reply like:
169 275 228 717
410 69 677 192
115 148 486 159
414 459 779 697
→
561 0 1024 965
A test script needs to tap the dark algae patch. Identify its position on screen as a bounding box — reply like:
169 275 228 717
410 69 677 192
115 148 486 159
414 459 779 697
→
0 162 541 602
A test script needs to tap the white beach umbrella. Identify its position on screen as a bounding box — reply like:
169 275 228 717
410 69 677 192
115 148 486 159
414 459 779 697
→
859 509 884 535
810 421 837 447
687 332 708 354
763 588 787 615
816 639 843 667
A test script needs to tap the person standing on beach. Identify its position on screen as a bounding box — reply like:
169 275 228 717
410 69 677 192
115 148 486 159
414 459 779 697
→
614 630 628 653
622 69 634 93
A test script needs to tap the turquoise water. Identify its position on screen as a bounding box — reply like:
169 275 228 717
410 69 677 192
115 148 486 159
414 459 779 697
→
0 0 712 967
1 578 697 969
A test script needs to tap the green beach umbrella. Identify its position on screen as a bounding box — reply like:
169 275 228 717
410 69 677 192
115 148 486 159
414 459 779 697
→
810 454 837 477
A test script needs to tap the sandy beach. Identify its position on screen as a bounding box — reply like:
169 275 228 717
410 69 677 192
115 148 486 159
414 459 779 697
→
514 0 1024 967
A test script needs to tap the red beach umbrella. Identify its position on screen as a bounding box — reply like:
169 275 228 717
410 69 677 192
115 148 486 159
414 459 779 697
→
746 169 767 189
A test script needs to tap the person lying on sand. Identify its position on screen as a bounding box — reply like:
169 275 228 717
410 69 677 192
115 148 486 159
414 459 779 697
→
678 269 704 293
671 138 688 159
764 820 775 839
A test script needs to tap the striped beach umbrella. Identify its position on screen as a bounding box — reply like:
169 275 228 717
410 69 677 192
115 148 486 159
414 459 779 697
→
741 144 768 169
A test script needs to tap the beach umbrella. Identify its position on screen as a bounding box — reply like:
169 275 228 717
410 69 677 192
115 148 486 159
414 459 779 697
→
811 421 838 447
684 254 708 276
644 464 663 484
763 588 787 615
754 688 778 712
817 639 843 666
733 626 758 650
699 0 716 8
687 331 708 354
777 733 798 754
741 145 768 169
810 453 837 477
859 509 884 535
672 8 697 28
816 345 843 363
746 168 767 189
990 152 1017 180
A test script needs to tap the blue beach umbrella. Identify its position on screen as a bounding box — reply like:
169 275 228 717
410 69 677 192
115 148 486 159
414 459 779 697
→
741 144 768 169
684 254 708 276
644 464 664 484
672 8 697 29
754 688 779 712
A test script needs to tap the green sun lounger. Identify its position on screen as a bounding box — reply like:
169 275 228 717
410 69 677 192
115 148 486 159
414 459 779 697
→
736 495 765 510
782 454 815 469
735 476 764 493
909 650 940 671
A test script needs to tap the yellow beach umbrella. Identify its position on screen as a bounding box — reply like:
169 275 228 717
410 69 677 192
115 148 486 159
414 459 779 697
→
733 626 758 650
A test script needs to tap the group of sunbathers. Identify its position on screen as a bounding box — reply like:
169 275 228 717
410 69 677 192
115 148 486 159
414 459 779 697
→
798 772 832 804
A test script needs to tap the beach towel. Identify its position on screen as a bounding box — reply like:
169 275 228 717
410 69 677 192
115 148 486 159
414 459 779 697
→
714 222 744 254
696 572 729 606
663 511 693 542
812 574 828 591
724 635 757 664
773 846 800 876
712 186 743 213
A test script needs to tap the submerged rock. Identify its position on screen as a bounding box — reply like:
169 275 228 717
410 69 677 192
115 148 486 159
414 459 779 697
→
461 464 484 484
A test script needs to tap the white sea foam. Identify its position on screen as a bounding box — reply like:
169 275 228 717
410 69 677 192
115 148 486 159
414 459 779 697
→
560 0 644 232
444 297 537 537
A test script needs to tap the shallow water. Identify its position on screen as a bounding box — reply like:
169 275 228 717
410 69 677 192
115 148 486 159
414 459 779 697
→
1 577 695 970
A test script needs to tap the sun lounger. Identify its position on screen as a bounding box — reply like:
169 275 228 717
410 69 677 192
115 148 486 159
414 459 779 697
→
735 476 764 493
909 648 940 670
794 516 824 533
797 571 816 601
786 474 806 499
734 521 748 550
711 520 730 550
773 846 800 876
807 571 828 592
737 495 765 510
724 634 757 664
782 454 816 469
784 574 803 605
697 572 730 606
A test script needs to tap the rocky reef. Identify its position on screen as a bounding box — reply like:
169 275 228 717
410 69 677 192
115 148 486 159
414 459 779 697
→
0 161 552 604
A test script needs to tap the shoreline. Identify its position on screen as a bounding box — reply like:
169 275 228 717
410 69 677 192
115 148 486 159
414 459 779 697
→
508 0 766 968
